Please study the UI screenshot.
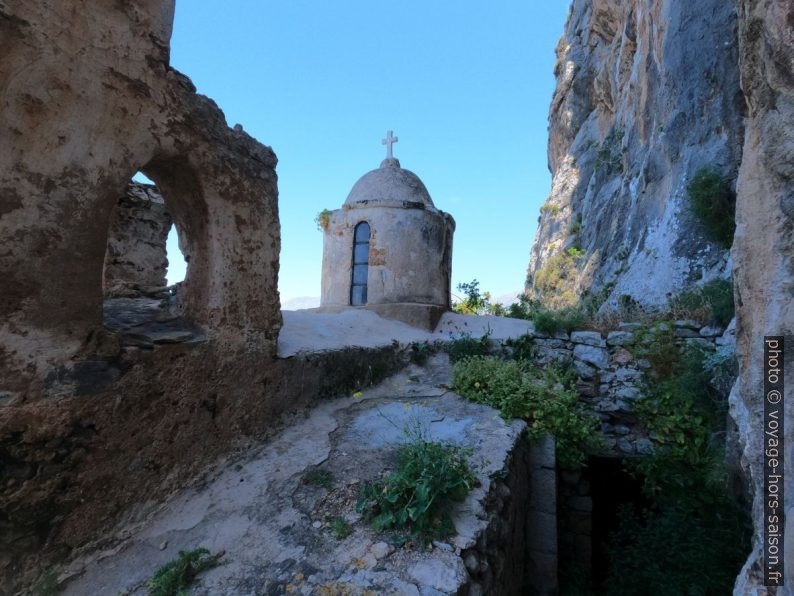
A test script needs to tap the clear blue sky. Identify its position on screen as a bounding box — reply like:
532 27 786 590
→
162 1 570 303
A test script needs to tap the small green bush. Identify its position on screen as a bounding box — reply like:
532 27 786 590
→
453 279 489 315
671 278 734 327
326 515 353 540
302 468 334 489
532 307 584 335
504 333 535 361
568 220 582 235
444 331 491 363
533 251 580 309
145 548 222 596
687 168 735 247
631 322 679 380
409 341 432 366
356 434 476 542
451 356 601 467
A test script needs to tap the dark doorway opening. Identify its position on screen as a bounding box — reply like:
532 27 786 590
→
587 457 648 588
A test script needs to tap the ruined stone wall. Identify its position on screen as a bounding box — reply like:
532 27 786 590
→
528 321 736 456
0 1 287 589
0 1 282 395
731 1 794 592
103 182 172 297
528 0 742 310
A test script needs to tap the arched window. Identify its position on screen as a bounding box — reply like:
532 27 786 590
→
351 221 370 305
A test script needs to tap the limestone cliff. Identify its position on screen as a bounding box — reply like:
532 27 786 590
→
529 0 743 309
731 0 793 592
532 1 794 592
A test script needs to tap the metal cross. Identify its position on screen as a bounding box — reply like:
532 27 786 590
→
381 130 398 159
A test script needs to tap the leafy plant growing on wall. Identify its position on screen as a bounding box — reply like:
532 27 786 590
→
145 548 223 596
451 356 602 468
356 429 477 542
314 209 332 231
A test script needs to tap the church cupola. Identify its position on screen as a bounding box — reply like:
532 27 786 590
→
320 131 455 329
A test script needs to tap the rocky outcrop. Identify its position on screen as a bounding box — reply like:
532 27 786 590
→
531 2 793 591
103 182 172 297
528 0 743 309
731 1 793 592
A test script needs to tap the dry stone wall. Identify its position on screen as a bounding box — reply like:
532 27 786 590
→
528 320 735 456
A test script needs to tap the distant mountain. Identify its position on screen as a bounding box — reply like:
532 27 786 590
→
281 296 321 310
493 291 524 307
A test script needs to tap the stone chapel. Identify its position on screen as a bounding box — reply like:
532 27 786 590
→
320 131 455 329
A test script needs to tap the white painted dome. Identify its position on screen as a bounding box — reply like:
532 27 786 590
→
344 158 434 207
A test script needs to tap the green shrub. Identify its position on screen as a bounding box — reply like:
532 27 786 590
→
568 220 582 235
453 279 489 315
145 549 222 596
671 278 734 327
631 322 679 380
595 130 624 174
532 307 584 335
444 331 491 363
687 168 735 247
409 341 432 366
326 515 353 540
451 357 601 467
356 434 476 542
502 294 585 335
504 333 535 361
302 468 334 490
533 251 580 309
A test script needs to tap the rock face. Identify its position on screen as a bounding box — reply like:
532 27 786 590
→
531 1 793 591
528 0 742 309
103 182 172 297
731 1 794 592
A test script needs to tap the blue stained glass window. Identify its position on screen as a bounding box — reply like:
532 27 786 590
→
351 222 370 305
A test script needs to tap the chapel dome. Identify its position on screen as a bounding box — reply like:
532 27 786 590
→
344 158 434 207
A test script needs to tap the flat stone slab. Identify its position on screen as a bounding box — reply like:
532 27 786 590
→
278 310 535 357
59 355 525 595
103 297 205 346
